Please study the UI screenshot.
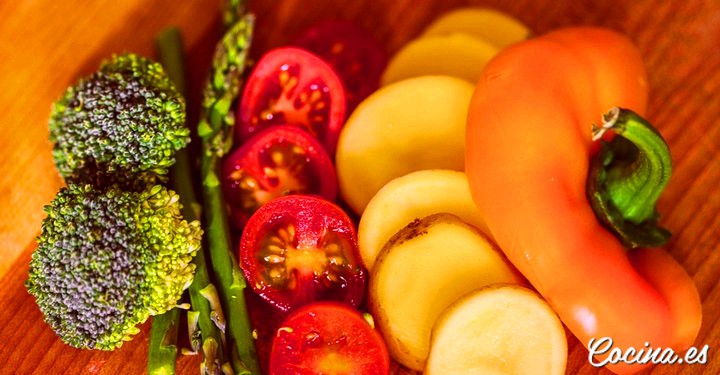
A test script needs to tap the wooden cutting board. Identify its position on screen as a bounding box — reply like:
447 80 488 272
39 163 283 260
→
0 0 717 373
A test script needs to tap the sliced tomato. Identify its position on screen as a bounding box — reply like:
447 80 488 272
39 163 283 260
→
240 195 365 312
269 302 390 375
293 20 388 112
237 47 346 155
222 125 337 230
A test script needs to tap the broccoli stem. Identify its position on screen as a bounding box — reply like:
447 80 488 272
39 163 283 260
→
151 27 231 374
197 16 260 375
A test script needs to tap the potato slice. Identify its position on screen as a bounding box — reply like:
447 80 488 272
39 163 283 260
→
380 33 498 86
425 285 567 375
368 213 519 370
336 76 474 214
358 169 490 271
421 7 530 48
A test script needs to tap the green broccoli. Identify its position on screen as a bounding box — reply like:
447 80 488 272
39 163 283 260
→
26 183 202 350
48 53 188 185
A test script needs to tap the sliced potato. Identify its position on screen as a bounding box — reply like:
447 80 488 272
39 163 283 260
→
358 169 490 271
380 33 498 86
336 76 474 214
368 213 519 370
425 285 567 375
421 7 530 48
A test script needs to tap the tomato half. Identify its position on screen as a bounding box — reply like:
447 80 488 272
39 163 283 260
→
293 20 387 112
240 195 366 312
269 302 390 375
222 125 337 230
237 47 346 155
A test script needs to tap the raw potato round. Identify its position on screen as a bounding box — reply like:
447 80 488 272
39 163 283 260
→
421 7 530 48
336 76 474 214
358 169 490 271
380 33 498 86
425 285 567 375
368 213 519 371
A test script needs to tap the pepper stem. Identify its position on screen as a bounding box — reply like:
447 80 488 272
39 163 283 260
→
587 107 672 249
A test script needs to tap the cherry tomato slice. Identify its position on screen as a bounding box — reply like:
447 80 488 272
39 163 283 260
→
237 47 346 156
222 125 337 230
240 195 366 312
269 302 390 375
293 20 388 112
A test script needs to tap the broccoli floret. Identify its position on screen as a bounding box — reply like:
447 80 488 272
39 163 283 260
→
48 53 188 185
26 183 202 350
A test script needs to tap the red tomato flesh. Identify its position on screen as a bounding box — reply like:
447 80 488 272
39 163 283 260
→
240 195 366 312
222 125 337 230
269 302 389 375
293 20 387 112
237 47 346 155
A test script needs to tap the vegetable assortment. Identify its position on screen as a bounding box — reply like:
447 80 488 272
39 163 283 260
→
26 2 703 375
226 18 387 372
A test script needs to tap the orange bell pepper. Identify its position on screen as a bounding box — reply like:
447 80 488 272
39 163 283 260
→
465 27 701 374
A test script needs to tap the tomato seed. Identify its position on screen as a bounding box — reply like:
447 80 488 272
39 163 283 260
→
309 90 322 103
303 331 323 350
263 166 277 178
324 243 340 255
270 149 285 165
290 145 305 156
239 175 258 189
328 256 344 266
265 244 285 254
269 266 285 280
264 254 284 264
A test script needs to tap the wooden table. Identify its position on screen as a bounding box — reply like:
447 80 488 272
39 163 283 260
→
0 0 717 373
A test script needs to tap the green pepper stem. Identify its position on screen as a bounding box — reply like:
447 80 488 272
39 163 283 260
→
588 107 672 249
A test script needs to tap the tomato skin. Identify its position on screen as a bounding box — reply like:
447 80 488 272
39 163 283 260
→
465 27 700 374
269 302 390 375
240 195 366 312
294 20 387 112
222 125 338 230
237 47 346 156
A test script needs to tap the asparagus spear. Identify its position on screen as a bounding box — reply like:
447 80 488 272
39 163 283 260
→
146 26 191 375
197 15 260 375
150 27 231 375
148 307 181 375
223 0 247 28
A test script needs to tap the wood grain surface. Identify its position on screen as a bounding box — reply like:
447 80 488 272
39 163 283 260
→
0 0 718 374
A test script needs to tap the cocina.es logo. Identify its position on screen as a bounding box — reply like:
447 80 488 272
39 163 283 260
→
587 337 710 368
